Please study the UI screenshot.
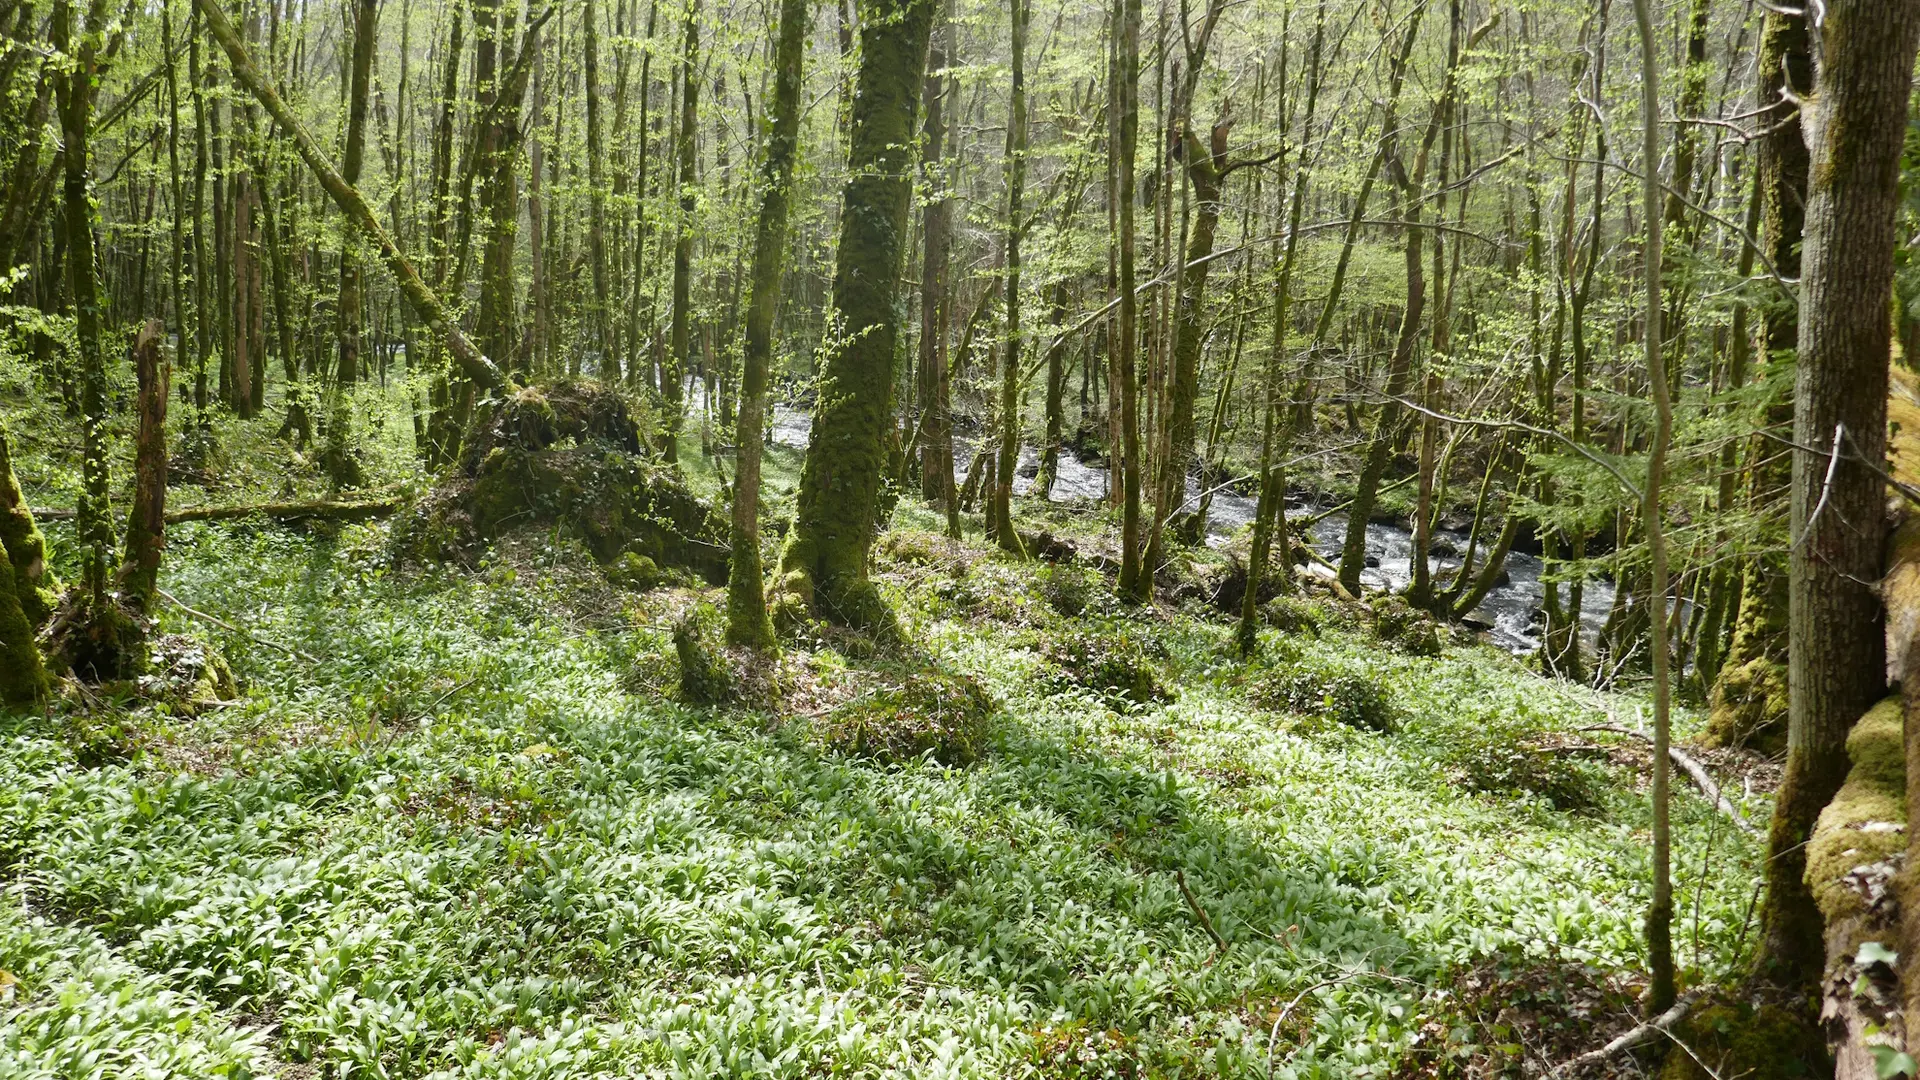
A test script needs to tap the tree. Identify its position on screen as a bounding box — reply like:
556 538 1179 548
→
727 0 811 648
776 0 936 624
1112 0 1143 602
664 0 701 464
991 0 1030 555
1755 0 1920 997
323 0 379 488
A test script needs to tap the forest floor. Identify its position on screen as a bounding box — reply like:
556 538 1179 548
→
0 376 1772 1079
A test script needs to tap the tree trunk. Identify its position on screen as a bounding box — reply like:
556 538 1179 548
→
777 0 936 622
118 320 168 611
916 2 953 507
1757 0 1920 998
663 0 700 463
55 0 115 604
726 0 808 648
584 0 615 369
992 0 1029 555
1114 0 1144 601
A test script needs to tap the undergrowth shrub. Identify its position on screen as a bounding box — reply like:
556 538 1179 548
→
1261 595 1323 637
1369 594 1442 656
817 671 995 765
1440 714 1604 812
1253 655 1394 731
1041 623 1171 708
1037 564 1109 618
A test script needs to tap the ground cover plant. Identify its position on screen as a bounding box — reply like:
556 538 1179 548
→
0 507 1763 1078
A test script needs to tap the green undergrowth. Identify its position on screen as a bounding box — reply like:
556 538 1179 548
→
0 517 1762 1079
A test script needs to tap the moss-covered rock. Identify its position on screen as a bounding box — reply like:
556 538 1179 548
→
1261 595 1323 637
817 671 995 766
394 381 727 580
1369 594 1442 657
1806 697 1905 956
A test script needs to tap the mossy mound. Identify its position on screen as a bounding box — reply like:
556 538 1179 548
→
1041 623 1171 709
44 589 148 685
1657 996 1830 1080
395 382 726 580
1369 594 1442 657
817 671 995 766
1253 656 1393 732
876 528 967 574
1704 654 1788 753
1806 697 1905 959
1037 564 1113 619
137 634 239 715
1261 596 1323 637
671 604 732 706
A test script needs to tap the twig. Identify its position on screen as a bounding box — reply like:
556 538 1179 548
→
156 587 319 664
1578 724 1757 835
1542 987 1706 1078
1265 970 1369 1080
1175 869 1229 956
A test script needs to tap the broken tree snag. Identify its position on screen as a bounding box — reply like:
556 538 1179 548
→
118 319 168 611
190 0 505 393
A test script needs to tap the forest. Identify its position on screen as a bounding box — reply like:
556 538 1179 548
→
3 0 1920 1073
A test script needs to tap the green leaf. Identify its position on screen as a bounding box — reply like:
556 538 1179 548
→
1869 1045 1916 1079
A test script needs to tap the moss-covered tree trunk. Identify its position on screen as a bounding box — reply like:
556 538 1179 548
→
0 536 45 707
1238 3 1322 654
777 0 936 621
725 0 808 649
0 421 53 630
54 0 115 606
991 0 1029 555
1756 0 1920 998
1113 0 1145 601
583 0 615 369
663 0 700 464
1707 9 1805 750
916 3 954 508
323 0 378 487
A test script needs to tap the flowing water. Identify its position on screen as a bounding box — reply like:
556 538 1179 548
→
761 404 1612 653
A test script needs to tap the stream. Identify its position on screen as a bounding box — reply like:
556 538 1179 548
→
760 404 1612 653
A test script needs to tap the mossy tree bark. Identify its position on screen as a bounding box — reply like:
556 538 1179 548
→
323 0 378 488
0 422 53 630
1113 0 1145 602
54 0 116 606
0 536 46 707
726 0 809 649
778 0 936 620
1708 9 1806 750
1756 0 1920 998
583 0 616 370
664 0 700 465
991 0 1029 555
916 2 955 509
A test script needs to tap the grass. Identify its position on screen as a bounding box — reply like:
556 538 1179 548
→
0 373 1764 1078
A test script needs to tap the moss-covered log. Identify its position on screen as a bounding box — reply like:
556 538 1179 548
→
778 0 937 622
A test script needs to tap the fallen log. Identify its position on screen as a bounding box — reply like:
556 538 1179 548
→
1543 987 1705 1078
1579 723 1759 836
31 496 405 525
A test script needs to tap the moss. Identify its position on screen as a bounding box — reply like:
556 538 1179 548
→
672 605 733 706
876 528 964 573
0 421 55 628
1704 561 1788 751
817 670 994 766
0 536 47 706
1370 594 1442 657
1805 697 1906 944
45 588 148 685
1261 596 1323 637
1657 998 1829 1079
